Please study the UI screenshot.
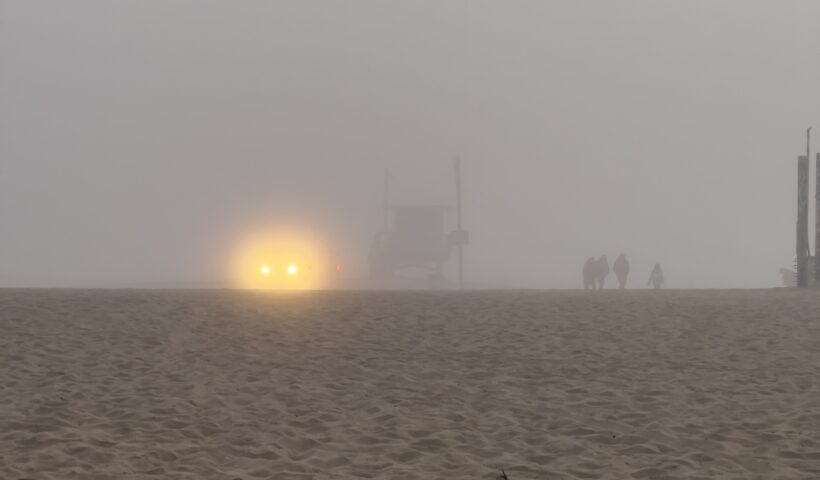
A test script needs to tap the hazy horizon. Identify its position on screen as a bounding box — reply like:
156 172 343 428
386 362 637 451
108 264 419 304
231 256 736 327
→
1 1 819 288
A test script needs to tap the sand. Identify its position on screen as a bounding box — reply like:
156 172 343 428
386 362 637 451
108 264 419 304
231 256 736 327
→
1 289 820 479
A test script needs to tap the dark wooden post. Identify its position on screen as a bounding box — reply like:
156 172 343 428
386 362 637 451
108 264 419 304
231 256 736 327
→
454 157 463 289
798 155 810 287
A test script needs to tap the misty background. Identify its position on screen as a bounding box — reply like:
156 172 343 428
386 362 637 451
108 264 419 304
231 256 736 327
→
1 1 819 288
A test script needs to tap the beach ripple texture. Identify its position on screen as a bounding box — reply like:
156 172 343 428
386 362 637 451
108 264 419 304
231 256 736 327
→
1 289 820 479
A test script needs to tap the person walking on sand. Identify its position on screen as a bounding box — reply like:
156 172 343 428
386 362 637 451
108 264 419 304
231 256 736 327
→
612 253 630 289
648 263 665 290
582 256 596 290
595 255 609 290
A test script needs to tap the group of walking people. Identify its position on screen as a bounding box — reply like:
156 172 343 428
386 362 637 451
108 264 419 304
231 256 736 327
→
582 253 664 290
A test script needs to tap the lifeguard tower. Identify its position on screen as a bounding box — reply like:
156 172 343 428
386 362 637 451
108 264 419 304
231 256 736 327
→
368 159 468 288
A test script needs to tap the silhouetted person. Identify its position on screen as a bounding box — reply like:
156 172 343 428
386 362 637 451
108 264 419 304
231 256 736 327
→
595 255 609 290
612 253 630 289
648 263 664 290
582 256 596 290
780 267 796 287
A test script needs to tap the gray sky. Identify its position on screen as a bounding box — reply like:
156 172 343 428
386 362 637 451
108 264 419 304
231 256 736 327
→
1 0 819 288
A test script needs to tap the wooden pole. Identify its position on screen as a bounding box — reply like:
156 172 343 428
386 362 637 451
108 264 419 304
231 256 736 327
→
810 128 820 284
383 168 389 235
454 157 463 289
798 155 809 287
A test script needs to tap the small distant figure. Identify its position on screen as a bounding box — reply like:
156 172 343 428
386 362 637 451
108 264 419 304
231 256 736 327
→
648 263 665 290
612 253 630 289
595 255 609 290
780 267 796 287
582 256 596 290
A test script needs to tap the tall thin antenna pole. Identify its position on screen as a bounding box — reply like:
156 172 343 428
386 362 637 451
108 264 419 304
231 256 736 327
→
454 156 463 289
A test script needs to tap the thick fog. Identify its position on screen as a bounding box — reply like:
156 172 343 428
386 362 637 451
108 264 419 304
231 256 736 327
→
1 1 818 288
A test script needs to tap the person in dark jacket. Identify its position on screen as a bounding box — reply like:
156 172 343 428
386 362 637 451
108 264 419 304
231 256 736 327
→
648 263 665 290
582 256 596 290
612 253 630 289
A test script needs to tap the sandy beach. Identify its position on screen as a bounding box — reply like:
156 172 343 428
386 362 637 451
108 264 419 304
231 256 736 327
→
1 289 819 479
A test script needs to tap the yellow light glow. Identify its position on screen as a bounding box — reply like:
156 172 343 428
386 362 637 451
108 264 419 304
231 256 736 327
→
230 228 330 290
